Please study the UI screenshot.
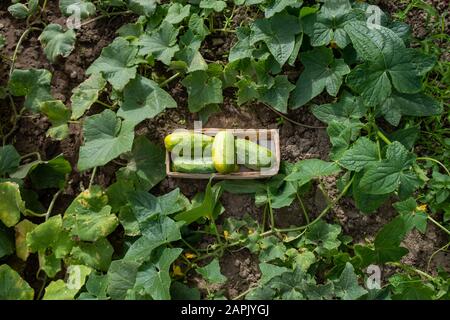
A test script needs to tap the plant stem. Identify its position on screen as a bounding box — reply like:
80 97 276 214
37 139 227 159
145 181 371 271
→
95 100 114 109
89 167 97 189
160 72 181 87
233 286 257 300
427 241 449 271
80 11 133 28
427 215 450 235
296 193 310 224
377 130 392 145
416 157 450 176
45 190 62 221
267 187 276 233
388 262 435 282
10 27 41 76
20 151 42 162
180 238 200 256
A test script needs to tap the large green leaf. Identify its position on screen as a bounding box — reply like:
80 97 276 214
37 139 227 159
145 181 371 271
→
0 145 21 176
306 0 357 48
86 37 138 91
229 27 253 62
107 259 140 300
333 263 367 300
63 186 118 242
128 0 158 16
345 22 427 106
70 73 107 120
138 21 179 65
39 100 71 140
258 75 295 113
43 265 91 300
0 264 34 300
29 155 71 190
69 238 114 271
60 0 96 19
291 47 350 108
196 258 227 284
118 75 176 126
39 24 76 63
284 159 341 186
250 12 301 66
264 0 303 18
164 3 191 24
0 181 25 227
199 0 227 12
312 91 368 124
359 142 416 195
9 69 53 112
181 70 223 113
0 223 14 259
379 91 443 126
134 247 182 300
305 220 341 253
339 137 379 172
27 215 74 277
115 136 166 192
78 110 135 171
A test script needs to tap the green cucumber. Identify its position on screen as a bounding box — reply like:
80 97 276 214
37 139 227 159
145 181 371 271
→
172 156 216 173
212 131 238 174
164 132 213 156
235 138 273 170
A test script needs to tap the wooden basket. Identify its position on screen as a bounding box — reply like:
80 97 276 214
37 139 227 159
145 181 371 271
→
166 128 280 180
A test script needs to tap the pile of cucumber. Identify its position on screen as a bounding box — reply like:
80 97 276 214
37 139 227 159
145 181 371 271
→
165 131 274 174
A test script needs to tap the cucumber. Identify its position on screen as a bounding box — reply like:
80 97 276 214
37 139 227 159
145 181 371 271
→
235 138 273 170
172 156 216 173
212 131 238 174
165 132 213 156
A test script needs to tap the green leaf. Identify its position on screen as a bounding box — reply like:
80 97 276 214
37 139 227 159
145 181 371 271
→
339 137 379 172
0 181 25 227
334 262 367 300
345 22 424 106
291 47 350 108
250 12 301 66
107 259 140 300
229 27 253 62
188 14 210 39
200 0 227 12
8 3 31 19
14 219 37 261
134 247 182 300
170 282 201 300
116 136 166 192
312 91 368 124
118 75 176 126
0 145 21 176
43 265 91 300
285 159 341 186
359 142 416 195
69 238 114 271
77 110 135 172
196 259 227 284
29 155 71 190
0 264 34 300
39 24 76 63
79 272 108 300
60 0 96 19
258 75 295 113
294 251 316 272
40 100 71 140
138 21 179 65
175 180 222 225
379 91 443 126
128 0 158 16
259 262 289 285
393 198 427 234
70 73 107 120
182 70 223 113
305 220 342 253
9 69 53 112
307 0 356 48
63 186 118 242
86 37 138 91
264 0 303 18
27 215 74 277
164 3 191 24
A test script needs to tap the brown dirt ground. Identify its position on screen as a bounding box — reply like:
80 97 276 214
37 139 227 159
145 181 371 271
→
0 1 448 298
